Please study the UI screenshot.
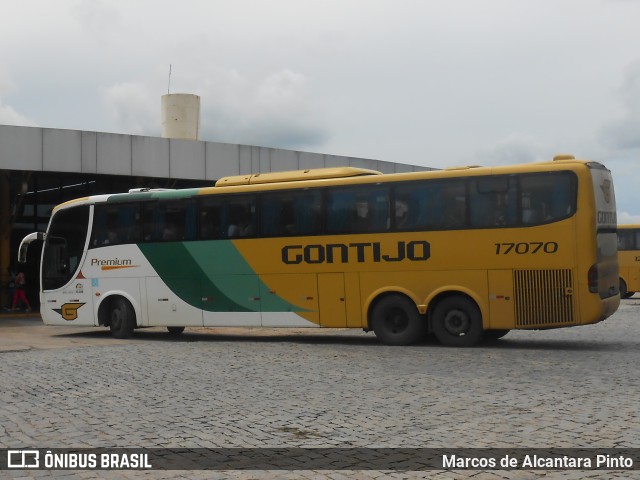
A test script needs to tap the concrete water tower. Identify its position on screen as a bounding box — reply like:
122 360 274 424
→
161 93 200 140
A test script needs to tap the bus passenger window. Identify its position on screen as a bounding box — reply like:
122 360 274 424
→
293 191 322 235
106 212 119 244
226 200 255 238
618 231 635 250
443 200 466 227
91 204 140 247
199 199 222 240
162 212 181 240
470 177 516 227
520 173 575 225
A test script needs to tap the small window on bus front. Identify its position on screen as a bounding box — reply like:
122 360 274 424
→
90 203 141 248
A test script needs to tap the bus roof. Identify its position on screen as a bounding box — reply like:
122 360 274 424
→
51 156 599 212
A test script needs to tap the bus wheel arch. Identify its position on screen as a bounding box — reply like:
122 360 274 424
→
428 292 483 347
98 295 136 339
368 292 427 346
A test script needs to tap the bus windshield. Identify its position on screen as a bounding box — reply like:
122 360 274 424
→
589 163 618 299
42 205 90 291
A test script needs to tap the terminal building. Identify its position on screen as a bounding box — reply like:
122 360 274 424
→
0 94 429 309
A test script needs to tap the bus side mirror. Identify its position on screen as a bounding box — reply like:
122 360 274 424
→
18 232 45 263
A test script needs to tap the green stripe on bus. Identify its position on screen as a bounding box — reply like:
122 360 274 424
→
107 188 202 203
138 241 305 313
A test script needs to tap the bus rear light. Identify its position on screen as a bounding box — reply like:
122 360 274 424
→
588 264 598 293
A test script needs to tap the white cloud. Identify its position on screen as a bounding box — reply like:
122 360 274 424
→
0 102 38 127
71 0 122 35
475 133 549 166
103 82 158 136
601 60 640 151
618 211 640 224
0 71 16 96
200 69 328 149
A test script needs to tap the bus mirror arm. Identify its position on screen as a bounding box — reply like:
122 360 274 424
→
18 232 46 263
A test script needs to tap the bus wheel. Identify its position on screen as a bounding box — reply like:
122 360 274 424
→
432 296 483 347
167 326 185 335
620 278 627 298
483 329 510 341
109 297 135 339
371 295 426 346
620 279 632 299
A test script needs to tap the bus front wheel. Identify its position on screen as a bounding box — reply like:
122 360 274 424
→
432 296 483 347
109 297 135 339
371 295 426 346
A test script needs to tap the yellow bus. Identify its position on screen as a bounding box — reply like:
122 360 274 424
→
19 154 619 347
617 224 640 298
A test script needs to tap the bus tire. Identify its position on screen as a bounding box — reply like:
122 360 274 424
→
109 297 135 339
432 296 483 347
620 279 633 299
370 295 426 346
167 326 185 335
483 329 510 341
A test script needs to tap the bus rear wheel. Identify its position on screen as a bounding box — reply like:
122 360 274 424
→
432 296 483 347
620 279 634 299
371 295 426 346
167 326 185 335
109 297 135 339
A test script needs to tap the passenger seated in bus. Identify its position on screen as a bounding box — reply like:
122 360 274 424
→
228 222 241 237
522 197 551 224
395 200 410 229
352 201 370 232
162 223 178 240
492 193 510 226
443 201 464 227
228 212 253 237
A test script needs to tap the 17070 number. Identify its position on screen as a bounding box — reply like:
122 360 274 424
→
494 242 558 254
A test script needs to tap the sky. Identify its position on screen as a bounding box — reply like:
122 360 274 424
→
1 0 640 220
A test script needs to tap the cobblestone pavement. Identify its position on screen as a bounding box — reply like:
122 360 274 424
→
1 300 639 479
